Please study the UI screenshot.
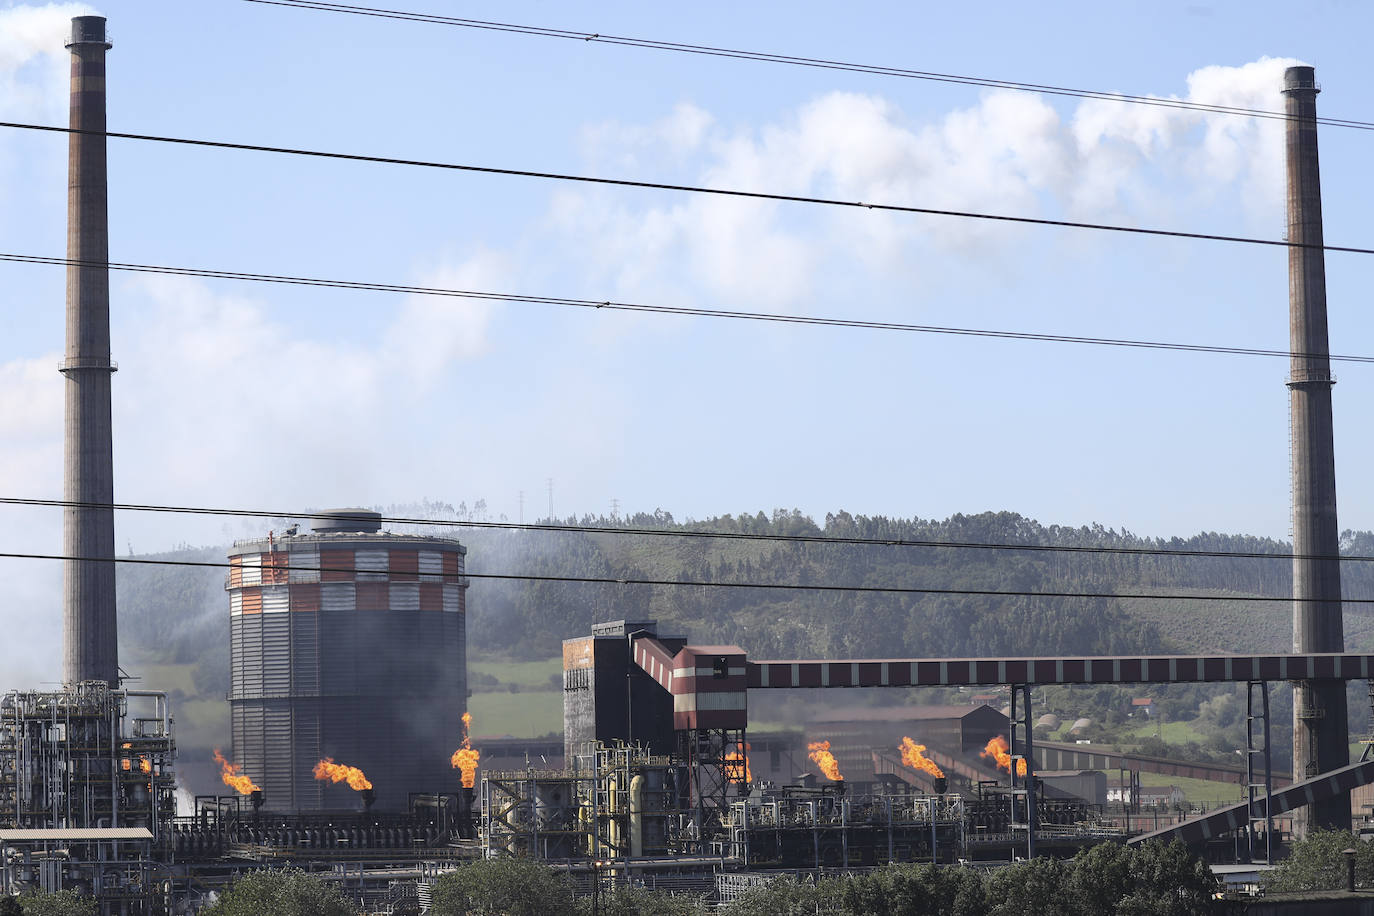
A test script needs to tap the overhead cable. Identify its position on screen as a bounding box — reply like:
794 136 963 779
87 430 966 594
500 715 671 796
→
2 121 1373 256
242 0 1374 132
2 496 1368 566
1 549 1363 604
5 253 1373 364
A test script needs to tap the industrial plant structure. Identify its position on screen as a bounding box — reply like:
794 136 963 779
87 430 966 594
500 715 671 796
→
1282 65 1351 832
227 510 469 812
6 14 1374 913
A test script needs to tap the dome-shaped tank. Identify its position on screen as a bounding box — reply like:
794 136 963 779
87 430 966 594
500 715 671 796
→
228 511 468 811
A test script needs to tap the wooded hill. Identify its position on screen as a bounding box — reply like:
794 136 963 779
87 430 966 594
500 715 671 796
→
117 505 1374 673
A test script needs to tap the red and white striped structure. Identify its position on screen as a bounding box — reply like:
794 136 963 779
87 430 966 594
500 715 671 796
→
747 652 1374 689
631 637 747 730
228 511 468 811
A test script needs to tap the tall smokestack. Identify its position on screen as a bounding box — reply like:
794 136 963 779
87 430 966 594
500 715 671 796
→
1284 65 1349 832
61 16 118 686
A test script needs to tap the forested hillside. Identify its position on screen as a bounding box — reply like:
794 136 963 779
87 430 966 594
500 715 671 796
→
117 505 1374 671
114 505 1374 787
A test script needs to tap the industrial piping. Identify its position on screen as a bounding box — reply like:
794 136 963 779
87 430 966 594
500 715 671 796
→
1283 64 1349 831
61 16 119 686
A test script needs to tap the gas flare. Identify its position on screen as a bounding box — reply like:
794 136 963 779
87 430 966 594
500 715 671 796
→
725 742 752 784
898 737 944 778
807 740 843 781
213 748 260 795
140 757 151 774
980 736 1027 776
313 758 372 791
450 711 480 789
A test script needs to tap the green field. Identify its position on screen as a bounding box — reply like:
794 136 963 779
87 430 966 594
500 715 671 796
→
1123 719 1210 744
126 660 198 695
467 690 562 738
469 657 561 690
1138 771 1245 807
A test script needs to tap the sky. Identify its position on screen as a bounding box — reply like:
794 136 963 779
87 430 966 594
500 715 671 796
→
2 1 1374 680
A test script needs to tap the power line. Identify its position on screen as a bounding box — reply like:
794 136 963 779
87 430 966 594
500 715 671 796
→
2 496 1367 566
3 548 1366 604
243 1 1374 132
4 121 1373 256
6 253 1373 365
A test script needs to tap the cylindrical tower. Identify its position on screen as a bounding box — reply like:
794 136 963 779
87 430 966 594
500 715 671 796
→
61 15 119 686
1283 65 1349 831
228 510 468 811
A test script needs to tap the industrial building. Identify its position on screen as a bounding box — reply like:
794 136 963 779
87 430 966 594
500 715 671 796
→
228 510 469 812
3 11 1373 912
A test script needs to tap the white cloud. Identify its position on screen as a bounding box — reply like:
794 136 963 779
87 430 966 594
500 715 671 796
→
382 251 503 385
0 4 95 121
547 57 1301 312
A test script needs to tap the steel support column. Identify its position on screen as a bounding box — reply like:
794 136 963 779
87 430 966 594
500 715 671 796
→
1009 683 1036 859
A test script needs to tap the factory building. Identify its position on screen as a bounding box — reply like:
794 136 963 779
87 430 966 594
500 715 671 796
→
228 510 468 811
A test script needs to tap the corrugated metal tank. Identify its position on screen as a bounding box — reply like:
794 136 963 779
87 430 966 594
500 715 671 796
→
228 510 467 811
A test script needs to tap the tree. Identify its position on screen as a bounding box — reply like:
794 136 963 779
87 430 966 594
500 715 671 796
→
0 898 19 916
1066 840 1219 915
16 891 98 916
722 875 844 915
985 857 1076 916
199 869 358 916
1264 829 1374 892
428 858 576 916
590 885 710 916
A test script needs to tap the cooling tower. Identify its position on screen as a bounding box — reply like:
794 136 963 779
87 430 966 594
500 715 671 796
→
227 510 468 811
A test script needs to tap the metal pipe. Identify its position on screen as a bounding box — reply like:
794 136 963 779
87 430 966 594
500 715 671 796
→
1284 64 1350 833
61 16 119 687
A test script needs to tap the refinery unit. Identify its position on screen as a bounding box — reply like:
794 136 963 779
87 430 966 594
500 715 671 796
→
4 12 1374 915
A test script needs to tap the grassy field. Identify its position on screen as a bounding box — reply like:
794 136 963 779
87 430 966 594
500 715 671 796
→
1138 771 1245 807
468 690 562 738
1123 719 1210 744
469 657 561 690
126 660 198 695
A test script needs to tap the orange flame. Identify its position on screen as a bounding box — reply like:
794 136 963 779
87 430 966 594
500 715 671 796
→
450 711 480 789
898 737 944 778
140 757 151 774
807 740 843 781
213 748 260 795
980 736 1027 776
121 758 130 771
725 741 752 784
313 758 372 791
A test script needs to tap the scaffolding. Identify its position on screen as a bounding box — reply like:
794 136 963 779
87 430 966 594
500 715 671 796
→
481 742 679 861
720 786 966 868
0 683 176 914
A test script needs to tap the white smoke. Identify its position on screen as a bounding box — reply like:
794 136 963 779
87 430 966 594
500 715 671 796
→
0 3 96 120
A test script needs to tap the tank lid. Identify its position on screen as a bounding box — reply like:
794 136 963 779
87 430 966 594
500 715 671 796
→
311 509 383 534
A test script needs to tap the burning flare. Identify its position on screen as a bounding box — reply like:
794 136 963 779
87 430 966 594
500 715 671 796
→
981 736 1027 776
807 740 843 781
313 758 373 791
725 741 752 784
898 737 944 779
213 748 260 795
450 711 480 789
140 757 152 774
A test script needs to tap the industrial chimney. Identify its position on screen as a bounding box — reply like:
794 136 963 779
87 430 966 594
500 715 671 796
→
61 16 118 686
1284 65 1349 831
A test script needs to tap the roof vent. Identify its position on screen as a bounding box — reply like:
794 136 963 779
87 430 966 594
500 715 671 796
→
311 509 383 534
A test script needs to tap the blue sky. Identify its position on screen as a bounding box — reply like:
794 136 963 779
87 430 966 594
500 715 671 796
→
2 1 1374 678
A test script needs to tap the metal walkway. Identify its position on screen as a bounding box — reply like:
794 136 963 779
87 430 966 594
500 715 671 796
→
1127 758 1374 846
